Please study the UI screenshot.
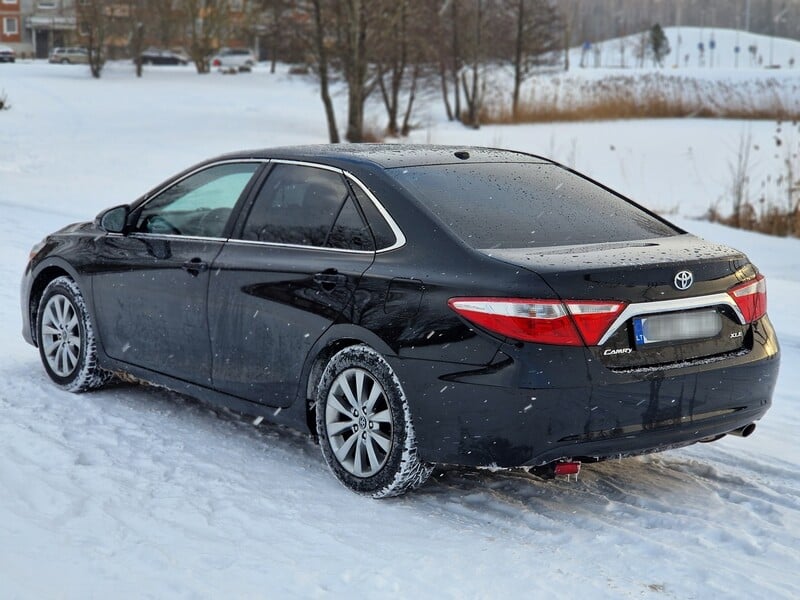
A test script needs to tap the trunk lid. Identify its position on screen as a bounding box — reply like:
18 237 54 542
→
484 234 757 369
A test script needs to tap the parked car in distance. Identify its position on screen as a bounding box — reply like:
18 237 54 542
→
137 48 189 66
21 145 780 498
49 47 88 64
0 45 15 63
210 47 256 70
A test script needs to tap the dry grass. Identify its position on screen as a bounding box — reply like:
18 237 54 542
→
360 122 386 143
707 203 800 237
708 122 800 238
482 73 800 123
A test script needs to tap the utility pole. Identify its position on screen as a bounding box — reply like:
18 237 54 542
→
770 4 790 66
745 0 751 32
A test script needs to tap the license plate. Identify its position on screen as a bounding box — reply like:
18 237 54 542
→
633 310 722 346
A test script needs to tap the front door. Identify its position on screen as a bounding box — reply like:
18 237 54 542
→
91 161 263 385
35 30 49 59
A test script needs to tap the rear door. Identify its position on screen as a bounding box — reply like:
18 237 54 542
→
92 161 263 384
208 161 376 407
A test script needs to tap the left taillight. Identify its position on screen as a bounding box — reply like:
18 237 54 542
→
448 298 626 346
728 274 767 323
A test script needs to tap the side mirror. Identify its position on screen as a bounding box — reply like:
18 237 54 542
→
98 205 130 234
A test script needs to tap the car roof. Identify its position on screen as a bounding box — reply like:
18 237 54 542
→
219 144 555 170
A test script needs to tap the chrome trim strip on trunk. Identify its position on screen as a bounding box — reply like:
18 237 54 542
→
597 293 746 346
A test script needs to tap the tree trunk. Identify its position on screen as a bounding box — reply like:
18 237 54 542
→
439 59 453 121
312 0 339 143
132 20 145 78
451 0 461 121
512 0 524 118
343 0 368 142
401 63 419 136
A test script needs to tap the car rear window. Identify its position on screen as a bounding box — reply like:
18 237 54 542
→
388 162 678 249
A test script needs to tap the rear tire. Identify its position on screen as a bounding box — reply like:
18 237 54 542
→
36 276 110 392
315 344 432 498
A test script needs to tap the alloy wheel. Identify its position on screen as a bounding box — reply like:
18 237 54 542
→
41 293 81 377
325 367 394 478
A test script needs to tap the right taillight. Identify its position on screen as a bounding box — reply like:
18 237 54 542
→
728 274 767 323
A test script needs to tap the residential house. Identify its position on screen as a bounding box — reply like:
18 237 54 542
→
1 0 22 50
20 0 77 58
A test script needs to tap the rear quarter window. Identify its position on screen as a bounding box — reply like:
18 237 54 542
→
388 162 678 249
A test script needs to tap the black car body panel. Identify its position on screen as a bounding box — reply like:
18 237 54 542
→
21 144 780 471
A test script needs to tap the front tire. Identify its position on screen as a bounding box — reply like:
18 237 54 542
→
36 276 109 392
315 345 432 498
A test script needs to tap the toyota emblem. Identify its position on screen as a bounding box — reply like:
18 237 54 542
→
674 270 694 290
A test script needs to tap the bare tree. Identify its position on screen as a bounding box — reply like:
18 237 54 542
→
150 1 182 48
507 0 562 118
129 0 148 78
261 0 292 73
375 1 409 137
178 0 232 74
428 0 456 121
460 0 485 127
309 0 340 142
450 0 462 121
79 0 110 78
336 0 375 142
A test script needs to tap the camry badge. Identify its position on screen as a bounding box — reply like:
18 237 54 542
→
674 270 694 290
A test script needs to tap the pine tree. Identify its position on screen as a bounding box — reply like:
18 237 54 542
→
649 23 670 67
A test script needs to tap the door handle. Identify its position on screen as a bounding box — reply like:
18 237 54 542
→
182 258 209 276
314 270 347 291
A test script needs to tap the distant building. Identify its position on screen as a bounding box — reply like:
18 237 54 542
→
17 0 77 58
1 0 23 50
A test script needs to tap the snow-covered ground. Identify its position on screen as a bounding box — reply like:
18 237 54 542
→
1 60 799 598
569 26 800 70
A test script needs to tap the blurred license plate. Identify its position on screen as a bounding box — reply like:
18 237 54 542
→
633 310 722 346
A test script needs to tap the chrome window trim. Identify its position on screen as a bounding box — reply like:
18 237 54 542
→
269 158 342 174
597 293 746 346
129 233 228 243
269 159 407 253
129 157 406 253
225 238 374 255
343 172 407 253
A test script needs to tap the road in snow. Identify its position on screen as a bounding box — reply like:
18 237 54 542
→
1 61 799 598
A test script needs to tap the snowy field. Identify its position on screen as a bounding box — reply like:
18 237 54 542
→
1 60 799 598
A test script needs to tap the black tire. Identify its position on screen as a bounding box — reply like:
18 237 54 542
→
36 276 110 392
315 344 432 498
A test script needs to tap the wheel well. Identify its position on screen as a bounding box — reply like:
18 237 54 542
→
28 267 71 345
304 338 363 434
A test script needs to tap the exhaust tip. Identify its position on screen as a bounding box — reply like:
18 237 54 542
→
729 423 757 438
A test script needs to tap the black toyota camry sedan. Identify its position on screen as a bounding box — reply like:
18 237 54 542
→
21 145 779 497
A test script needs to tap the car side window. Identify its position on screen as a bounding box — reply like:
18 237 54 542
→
327 196 375 251
350 184 397 250
136 163 259 238
240 164 371 250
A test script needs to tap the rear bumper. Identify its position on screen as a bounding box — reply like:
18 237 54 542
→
391 316 779 468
